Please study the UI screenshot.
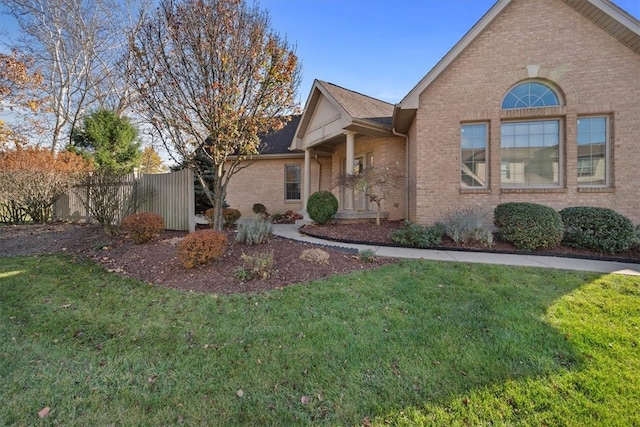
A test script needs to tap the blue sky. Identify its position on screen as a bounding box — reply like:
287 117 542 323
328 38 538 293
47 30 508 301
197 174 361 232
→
2 0 639 106
257 0 640 104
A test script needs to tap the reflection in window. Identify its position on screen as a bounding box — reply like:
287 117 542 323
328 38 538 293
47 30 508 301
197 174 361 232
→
502 82 560 109
577 117 607 186
501 120 560 187
285 165 301 200
460 123 487 188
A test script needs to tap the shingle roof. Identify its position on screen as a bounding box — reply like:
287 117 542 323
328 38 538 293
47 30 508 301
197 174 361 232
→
259 115 302 155
319 81 394 127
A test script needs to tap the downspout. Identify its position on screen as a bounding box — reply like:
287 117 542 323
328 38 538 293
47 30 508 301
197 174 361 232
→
392 128 410 221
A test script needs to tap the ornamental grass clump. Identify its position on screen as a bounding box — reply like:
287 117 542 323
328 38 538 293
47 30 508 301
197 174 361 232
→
494 202 563 250
120 212 164 244
559 206 636 253
236 218 273 245
177 230 227 269
299 248 330 264
234 250 275 281
442 207 494 247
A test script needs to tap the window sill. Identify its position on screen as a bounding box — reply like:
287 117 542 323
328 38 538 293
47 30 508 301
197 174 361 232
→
577 187 614 193
284 200 302 203
501 187 566 194
460 188 491 194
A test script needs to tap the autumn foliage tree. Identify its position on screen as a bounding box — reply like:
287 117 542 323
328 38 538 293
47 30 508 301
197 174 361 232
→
0 50 47 148
128 0 300 230
0 146 92 223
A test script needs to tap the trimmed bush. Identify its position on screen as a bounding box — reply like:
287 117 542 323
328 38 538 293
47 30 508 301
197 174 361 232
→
177 230 227 269
559 206 636 253
299 248 330 264
494 202 563 250
252 203 269 219
388 222 445 248
307 191 339 225
120 212 164 244
222 208 241 228
236 218 273 245
443 207 494 247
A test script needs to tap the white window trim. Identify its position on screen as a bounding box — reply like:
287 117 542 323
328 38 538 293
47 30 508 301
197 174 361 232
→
577 115 610 188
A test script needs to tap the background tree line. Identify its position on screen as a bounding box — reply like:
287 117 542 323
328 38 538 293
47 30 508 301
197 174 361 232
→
0 0 301 230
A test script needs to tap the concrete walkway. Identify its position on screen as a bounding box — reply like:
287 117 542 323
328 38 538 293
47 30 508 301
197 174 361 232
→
271 224 640 276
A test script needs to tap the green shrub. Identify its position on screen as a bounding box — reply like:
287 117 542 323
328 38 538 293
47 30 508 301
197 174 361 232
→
177 230 227 269
236 218 273 245
222 208 241 228
559 206 636 253
388 222 444 248
494 202 563 250
307 191 339 225
443 207 494 247
358 249 377 263
120 212 164 244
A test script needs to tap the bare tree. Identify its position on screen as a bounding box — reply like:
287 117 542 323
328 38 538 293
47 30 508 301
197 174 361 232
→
340 163 403 226
128 0 301 231
0 0 148 151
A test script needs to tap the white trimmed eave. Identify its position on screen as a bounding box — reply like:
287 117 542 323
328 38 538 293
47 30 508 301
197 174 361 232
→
397 0 512 111
395 0 640 116
289 80 353 151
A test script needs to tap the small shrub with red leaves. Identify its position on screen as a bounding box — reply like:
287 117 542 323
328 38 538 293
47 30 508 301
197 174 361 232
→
177 230 228 269
223 208 241 228
121 212 165 244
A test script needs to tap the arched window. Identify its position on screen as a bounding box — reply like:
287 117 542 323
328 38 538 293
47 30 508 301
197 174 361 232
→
502 82 560 109
500 81 562 188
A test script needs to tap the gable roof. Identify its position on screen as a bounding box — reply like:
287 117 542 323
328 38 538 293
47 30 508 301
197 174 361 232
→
393 0 640 132
320 81 394 127
291 80 394 150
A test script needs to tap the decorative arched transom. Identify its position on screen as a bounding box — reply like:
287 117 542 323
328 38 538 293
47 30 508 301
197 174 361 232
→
502 81 560 109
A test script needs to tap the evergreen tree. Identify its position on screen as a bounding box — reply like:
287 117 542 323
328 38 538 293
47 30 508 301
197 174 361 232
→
68 109 141 172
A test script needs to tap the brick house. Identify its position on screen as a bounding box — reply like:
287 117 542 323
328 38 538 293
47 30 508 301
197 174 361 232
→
225 116 333 217
227 0 640 225
236 0 640 224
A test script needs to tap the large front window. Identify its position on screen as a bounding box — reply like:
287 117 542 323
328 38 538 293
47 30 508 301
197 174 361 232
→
577 116 608 186
501 120 560 187
461 123 488 188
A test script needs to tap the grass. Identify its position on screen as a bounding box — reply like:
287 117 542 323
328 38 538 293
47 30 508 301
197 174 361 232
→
0 255 638 426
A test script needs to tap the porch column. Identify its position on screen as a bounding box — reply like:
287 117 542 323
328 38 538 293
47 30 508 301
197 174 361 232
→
303 148 311 213
344 131 356 210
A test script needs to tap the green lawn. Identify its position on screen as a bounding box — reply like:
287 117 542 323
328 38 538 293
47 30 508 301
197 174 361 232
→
1 255 638 426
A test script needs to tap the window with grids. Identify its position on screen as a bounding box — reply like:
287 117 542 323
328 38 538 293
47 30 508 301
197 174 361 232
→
285 165 301 200
500 81 562 188
460 123 488 188
502 81 560 109
577 116 608 186
500 120 560 187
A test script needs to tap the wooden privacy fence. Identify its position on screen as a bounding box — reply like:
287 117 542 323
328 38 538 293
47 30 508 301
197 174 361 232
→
54 168 195 231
